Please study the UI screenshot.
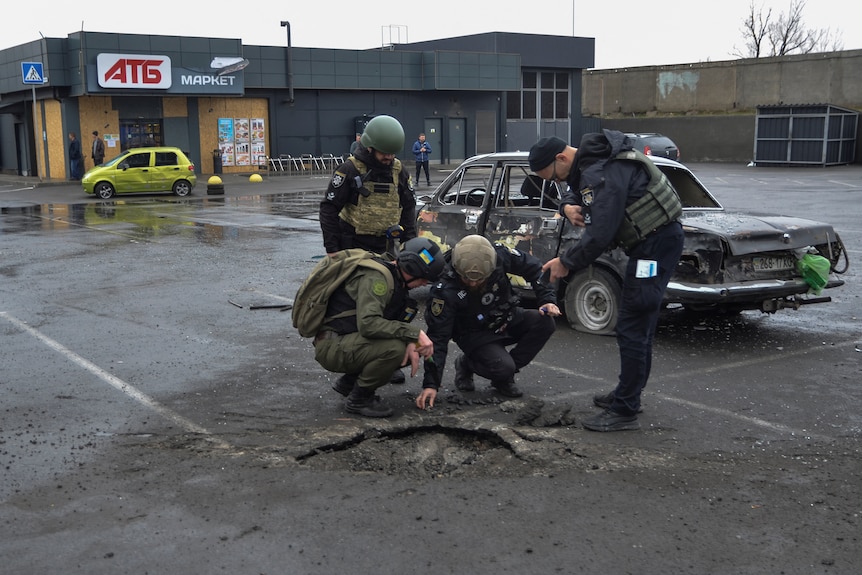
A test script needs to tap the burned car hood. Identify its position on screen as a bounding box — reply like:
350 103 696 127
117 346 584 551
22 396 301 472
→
681 210 838 255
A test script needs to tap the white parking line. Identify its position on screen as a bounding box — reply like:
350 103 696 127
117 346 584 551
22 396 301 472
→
1 311 231 450
0 185 38 193
535 338 858 440
828 180 861 188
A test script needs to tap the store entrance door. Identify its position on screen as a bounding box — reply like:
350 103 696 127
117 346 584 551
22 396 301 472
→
120 120 163 151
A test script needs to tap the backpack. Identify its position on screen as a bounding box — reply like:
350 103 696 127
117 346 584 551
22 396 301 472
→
291 249 394 338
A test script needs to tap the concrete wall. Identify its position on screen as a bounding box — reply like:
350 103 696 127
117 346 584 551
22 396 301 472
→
582 50 862 163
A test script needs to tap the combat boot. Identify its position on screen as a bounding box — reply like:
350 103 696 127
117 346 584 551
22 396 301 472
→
593 391 643 413
345 385 394 418
491 380 523 398
582 409 640 432
389 369 406 385
332 374 357 397
453 355 475 391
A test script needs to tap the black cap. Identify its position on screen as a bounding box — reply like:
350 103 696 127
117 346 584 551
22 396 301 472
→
528 136 567 171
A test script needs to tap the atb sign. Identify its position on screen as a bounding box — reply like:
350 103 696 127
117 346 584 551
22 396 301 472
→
22 62 45 85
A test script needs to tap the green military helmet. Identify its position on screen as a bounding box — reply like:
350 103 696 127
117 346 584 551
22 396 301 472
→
452 235 497 282
360 115 405 155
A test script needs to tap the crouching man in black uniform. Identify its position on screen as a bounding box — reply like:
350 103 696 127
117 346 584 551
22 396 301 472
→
416 235 561 410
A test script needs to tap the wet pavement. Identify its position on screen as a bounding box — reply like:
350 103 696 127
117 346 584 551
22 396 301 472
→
1 164 861 574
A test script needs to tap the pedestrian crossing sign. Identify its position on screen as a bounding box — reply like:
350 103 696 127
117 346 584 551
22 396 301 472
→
22 62 45 85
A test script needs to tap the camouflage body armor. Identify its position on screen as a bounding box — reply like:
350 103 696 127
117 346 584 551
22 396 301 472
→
338 156 404 236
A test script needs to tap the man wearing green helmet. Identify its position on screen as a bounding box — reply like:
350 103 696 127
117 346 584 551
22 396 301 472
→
319 114 417 385
416 235 561 410
320 114 416 257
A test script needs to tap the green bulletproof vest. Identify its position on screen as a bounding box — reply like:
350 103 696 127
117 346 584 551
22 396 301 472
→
339 156 404 236
612 149 682 250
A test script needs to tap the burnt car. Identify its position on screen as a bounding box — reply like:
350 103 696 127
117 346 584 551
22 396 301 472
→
416 152 848 335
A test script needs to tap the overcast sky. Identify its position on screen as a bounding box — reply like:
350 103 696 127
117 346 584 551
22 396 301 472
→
4 0 855 69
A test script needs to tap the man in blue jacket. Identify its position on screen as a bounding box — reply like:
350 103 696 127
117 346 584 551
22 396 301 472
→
412 133 432 187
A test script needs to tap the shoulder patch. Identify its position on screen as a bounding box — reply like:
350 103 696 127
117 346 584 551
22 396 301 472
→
372 280 388 296
331 172 346 188
430 297 445 316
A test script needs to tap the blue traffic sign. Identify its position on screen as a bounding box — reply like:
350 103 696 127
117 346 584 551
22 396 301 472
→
22 62 45 85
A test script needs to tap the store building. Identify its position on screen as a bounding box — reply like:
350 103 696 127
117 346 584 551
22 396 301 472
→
0 30 593 179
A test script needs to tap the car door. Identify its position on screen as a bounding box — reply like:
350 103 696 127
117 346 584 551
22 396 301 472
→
484 164 563 267
416 161 497 252
151 150 181 192
118 151 154 192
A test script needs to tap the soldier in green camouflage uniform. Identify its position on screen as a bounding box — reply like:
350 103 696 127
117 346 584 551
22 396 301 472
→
314 238 445 417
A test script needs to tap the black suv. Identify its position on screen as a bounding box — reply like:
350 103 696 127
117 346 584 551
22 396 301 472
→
625 133 680 162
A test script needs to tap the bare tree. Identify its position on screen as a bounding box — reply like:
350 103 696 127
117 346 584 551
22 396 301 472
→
734 1 772 58
734 0 844 59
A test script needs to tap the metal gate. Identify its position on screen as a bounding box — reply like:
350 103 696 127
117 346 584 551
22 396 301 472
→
754 104 857 166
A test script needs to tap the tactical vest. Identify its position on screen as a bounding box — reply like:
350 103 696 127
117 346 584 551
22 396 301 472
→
339 156 404 236
324 264 417 334
612 149 682 250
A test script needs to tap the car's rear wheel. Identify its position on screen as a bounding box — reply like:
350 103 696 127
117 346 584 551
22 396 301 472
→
173 180 192 197
564 266 621 335
94 182 115 200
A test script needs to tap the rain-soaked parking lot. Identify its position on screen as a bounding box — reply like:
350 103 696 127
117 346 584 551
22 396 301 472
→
1 165 861 574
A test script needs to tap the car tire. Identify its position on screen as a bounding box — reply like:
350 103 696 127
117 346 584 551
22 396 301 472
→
94 182 115 200
563 266 621 335
173 180 192 197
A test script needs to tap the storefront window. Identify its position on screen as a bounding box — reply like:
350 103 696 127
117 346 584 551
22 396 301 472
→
120 120 163 151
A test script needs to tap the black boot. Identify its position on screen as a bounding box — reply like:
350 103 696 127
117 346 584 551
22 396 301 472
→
491 380 523 398
454 355 475 391
332 374 357 397
593 391 643 413
345 385 393 418
389 369 406 385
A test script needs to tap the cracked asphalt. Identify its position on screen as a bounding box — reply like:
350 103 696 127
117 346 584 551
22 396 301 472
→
1 165 861 574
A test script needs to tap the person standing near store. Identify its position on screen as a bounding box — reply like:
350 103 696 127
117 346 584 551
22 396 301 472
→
528 130 684 432
68 132 83 180
349 133 362 156
416 235 560 409
412 132 432 187
320 114 416 384
91 130 105 166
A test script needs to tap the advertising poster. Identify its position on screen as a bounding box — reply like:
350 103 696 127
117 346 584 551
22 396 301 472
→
234 118 250 166
218 117 266 168
218 118 235 167
251 118 266 167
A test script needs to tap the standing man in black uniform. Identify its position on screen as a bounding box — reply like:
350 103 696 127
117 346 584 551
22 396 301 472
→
320 115 416 257
320 114 416 384
416 235 561 410
529 130 684 432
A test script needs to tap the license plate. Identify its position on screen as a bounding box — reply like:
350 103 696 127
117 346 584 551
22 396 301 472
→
752 255 796 271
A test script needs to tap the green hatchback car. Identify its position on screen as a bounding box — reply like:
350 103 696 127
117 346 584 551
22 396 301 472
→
82 146 197 199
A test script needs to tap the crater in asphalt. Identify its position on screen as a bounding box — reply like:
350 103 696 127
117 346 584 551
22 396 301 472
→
289 399 617 479
149 399 674 479
296 425 526 478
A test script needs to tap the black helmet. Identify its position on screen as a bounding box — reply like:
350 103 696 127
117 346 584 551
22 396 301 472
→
397 237 444 281
360 115 405 155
